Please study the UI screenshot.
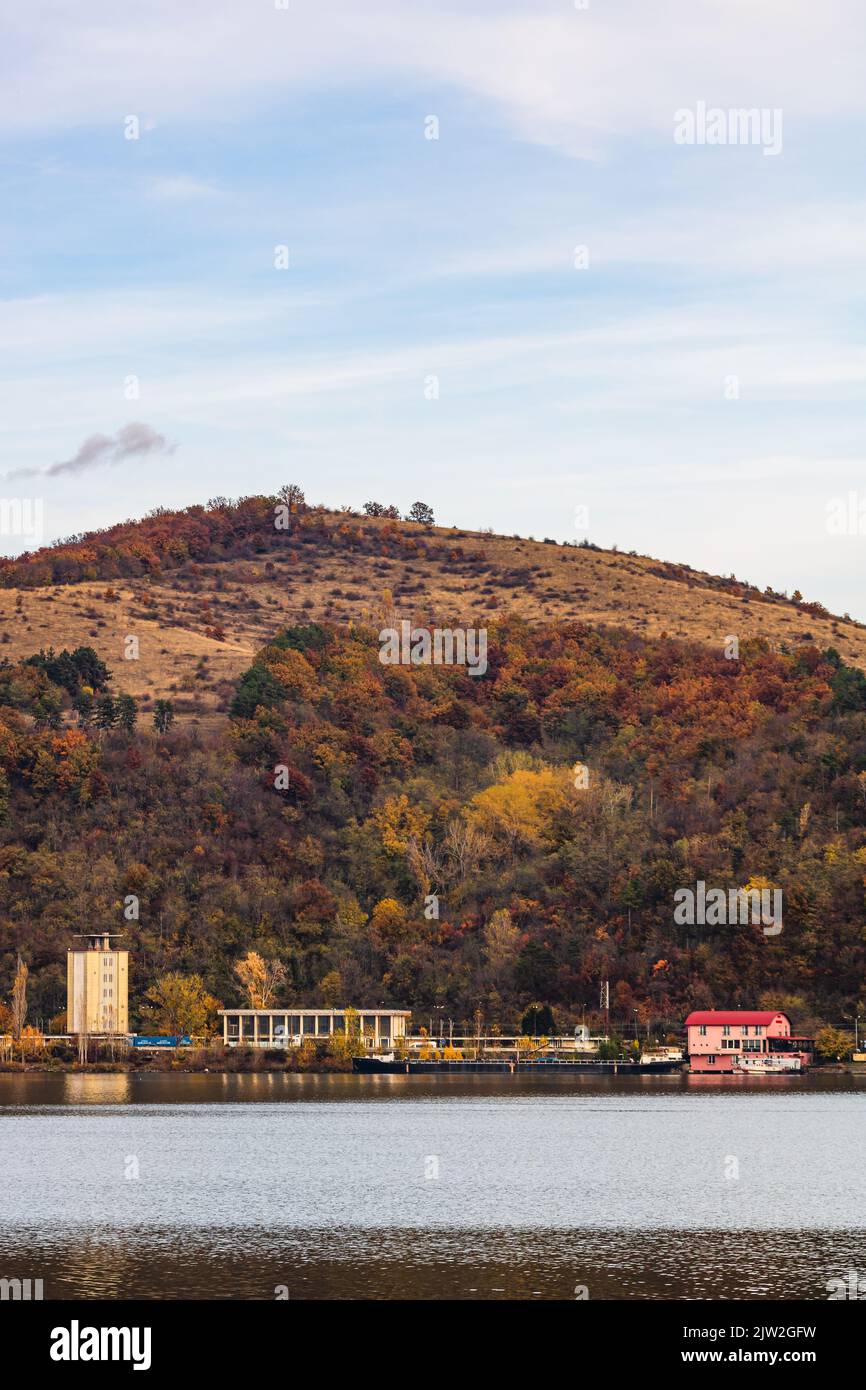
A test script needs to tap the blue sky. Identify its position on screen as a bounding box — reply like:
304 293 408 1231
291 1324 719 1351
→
2 0 865 615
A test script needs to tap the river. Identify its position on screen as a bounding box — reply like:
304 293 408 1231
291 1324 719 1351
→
1 1071 863 1299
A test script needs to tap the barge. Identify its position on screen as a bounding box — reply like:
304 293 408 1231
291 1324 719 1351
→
353 1056 683 1075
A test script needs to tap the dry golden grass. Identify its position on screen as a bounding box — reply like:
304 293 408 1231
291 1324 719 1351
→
1 513 863 724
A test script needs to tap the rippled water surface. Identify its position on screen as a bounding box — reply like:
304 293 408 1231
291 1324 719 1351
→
1 1072 863 1299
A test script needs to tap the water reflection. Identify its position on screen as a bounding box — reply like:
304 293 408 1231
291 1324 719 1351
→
0 1225 863 1300
62 1073 132 1106
1 1072 864 1301
1 1070 864 1107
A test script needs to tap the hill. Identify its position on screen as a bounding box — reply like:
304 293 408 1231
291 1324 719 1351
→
1 493 864 727
3 491 866 1043
2 605 866 1042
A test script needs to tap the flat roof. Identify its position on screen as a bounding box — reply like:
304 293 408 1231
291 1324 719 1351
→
218 1007 411 1017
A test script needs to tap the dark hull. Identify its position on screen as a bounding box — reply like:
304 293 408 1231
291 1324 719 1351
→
353 1057 683 1075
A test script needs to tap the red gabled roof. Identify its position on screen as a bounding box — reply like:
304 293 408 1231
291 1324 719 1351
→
684 1011 789 1027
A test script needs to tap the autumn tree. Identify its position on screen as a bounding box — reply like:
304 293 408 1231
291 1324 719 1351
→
319 970 344 1005
815 1026 853 1062
234 950 287 1009
363 502 400 518
372 794 430 857
483 909 521 972
141 972 220 1037
408 501 434 526
277 483 305 511
10 955 27 1041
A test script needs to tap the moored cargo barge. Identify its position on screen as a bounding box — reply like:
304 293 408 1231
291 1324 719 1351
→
353 1056 683 1074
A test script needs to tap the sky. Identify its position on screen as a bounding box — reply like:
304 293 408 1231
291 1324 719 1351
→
1 0 865 615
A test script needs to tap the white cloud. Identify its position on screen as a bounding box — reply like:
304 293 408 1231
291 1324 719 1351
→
145 175 221 201
2 1 864 155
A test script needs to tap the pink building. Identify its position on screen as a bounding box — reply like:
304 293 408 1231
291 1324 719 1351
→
685 1010 815 1073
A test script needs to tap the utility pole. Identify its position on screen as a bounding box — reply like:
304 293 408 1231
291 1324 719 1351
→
600 979 610 1038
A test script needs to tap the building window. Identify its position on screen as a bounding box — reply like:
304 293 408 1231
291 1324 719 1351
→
741 1026 749 1035
707 1055 716 1064
699 1025 707 1036
722 1025 730 1036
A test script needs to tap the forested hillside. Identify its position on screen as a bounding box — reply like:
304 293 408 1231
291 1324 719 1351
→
2 616 866 1038
3 493 865 732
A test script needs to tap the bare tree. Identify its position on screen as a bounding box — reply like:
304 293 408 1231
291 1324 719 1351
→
278 483 305 511
406 820 490 899
442 820 489 883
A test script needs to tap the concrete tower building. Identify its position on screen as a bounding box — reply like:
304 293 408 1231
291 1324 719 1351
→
67 933 129 1036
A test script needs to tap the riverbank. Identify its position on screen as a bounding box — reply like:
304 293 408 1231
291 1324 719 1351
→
0 1048 354 1074
3 1054 864 1076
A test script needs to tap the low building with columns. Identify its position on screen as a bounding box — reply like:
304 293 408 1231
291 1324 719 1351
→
219 1007 410 1049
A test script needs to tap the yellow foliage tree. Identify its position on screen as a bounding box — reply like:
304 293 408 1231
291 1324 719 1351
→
370 898 410 948
371 794 430 856
268 648 319 701
141 972 220 1037
235 950 287 1009
467 767 570 848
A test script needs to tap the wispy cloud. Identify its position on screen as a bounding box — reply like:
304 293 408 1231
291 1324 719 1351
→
5 422 174 481
146 175 221 202
1 1 864 153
